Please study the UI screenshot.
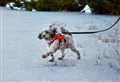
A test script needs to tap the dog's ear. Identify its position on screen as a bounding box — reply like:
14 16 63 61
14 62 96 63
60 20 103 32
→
52 27 58 35
38 32 43 39
53 27 57 32
49 23 56 28
49 25 57 33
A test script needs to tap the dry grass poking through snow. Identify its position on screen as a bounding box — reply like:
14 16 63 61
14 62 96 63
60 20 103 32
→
76 20 120 71
92 24 120 70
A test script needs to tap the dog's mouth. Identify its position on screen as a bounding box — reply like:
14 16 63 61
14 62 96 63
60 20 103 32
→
44 37 49 40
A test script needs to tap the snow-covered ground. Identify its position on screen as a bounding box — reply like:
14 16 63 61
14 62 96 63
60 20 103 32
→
1 7 120 81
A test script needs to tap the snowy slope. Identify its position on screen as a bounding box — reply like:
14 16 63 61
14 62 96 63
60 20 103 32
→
1 7 120 81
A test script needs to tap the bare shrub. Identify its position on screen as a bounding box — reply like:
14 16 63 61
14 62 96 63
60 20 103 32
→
76 42 84 48
95 59 102 65
109 62 115 68
96 54 103 59
97 36 120 43
88 25 97 30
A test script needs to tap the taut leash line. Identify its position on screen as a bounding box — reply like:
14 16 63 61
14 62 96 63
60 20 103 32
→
62 17 120 34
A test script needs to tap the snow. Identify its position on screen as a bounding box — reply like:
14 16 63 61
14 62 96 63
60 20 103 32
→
26 0 31 2
26 0 38 2
6 2 26 11
32 8 36 12
81 5 92 13
6 3 15 8
1 7 120 81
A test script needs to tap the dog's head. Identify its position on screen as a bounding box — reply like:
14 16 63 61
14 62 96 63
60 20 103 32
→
38 25 57 40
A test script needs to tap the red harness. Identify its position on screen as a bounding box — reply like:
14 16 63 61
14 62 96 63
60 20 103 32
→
48 33 66 46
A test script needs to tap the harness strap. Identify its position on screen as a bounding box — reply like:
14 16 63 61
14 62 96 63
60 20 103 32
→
48 33 66 46
48 39 55 46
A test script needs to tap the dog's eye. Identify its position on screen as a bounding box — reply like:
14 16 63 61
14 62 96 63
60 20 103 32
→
49 25 52 28
45 31 49 34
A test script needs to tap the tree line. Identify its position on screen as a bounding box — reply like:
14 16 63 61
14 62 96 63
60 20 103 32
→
1 0 120 15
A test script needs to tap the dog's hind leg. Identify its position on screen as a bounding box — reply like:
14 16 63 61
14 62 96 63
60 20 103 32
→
58 49 65 60
70 47 81 59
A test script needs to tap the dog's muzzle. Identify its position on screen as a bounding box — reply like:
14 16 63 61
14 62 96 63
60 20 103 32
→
38 33 42 39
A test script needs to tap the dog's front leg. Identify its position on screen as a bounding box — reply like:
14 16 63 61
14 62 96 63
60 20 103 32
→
42 40 59 62
49 54 54 62
42 50 56 62
42 52 52 59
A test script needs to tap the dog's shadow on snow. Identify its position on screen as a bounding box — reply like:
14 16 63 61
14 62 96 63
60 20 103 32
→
43 59 77 67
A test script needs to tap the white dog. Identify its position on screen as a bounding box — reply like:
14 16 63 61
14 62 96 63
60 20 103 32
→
38 24 80 62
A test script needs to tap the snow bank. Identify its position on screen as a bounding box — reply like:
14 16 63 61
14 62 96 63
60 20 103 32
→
6 2 15 8
81 5 92 13
5 2 26 11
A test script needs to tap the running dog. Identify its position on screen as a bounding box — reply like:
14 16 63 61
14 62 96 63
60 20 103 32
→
38 24 80 62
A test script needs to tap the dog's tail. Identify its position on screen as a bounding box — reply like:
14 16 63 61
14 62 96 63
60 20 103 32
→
60 26 72 36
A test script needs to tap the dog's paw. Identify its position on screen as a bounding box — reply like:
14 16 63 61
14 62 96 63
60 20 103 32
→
58 57 63 60
42 55 48 58
49 59 54 62
77 55 81 59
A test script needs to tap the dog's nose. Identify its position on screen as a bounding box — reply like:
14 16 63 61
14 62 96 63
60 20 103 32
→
38 34 42 39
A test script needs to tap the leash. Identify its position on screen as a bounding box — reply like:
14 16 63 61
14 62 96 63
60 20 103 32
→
62 17 120 34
